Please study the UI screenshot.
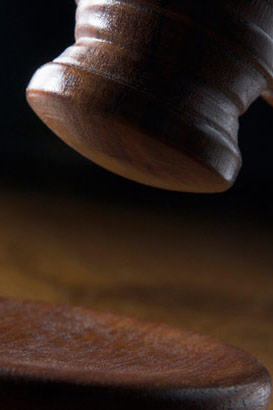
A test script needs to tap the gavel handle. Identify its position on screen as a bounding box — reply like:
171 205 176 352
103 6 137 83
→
262 89 273 107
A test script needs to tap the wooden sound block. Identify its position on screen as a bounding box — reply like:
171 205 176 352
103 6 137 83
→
0 298 271 409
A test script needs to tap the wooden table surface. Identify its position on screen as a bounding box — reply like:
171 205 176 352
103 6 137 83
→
0 189 272 408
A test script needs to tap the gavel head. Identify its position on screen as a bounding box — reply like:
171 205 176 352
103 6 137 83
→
27 0 273 192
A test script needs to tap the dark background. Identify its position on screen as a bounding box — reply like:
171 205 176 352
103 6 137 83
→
1 0 273 223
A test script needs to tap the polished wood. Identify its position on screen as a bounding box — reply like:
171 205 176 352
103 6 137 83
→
27 0 273 193
0 191 272 408
0 297 271 410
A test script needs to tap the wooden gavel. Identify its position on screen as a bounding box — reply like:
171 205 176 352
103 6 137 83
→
27 0 273 192
2 1 272 408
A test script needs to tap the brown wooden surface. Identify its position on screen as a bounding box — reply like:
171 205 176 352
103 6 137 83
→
0 297 271 410
0 190 272 408
27 0 273 193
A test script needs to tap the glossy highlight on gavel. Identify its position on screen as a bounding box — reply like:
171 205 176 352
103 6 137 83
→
27 0 273 192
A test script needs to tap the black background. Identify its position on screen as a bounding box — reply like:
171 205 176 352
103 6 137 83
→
1 0 273 223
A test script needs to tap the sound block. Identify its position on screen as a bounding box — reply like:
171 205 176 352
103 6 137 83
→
0 298 271 409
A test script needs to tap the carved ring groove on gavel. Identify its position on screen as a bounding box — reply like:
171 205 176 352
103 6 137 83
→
27 0 273 192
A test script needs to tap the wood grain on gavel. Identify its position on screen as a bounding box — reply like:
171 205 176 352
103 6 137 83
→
0 297 271 410
27 0 273 193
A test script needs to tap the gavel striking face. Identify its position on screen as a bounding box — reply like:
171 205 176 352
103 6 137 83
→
27 0 273 192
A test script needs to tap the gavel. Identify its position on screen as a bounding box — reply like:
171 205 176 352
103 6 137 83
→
27 0 273 192
2 1 271 409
